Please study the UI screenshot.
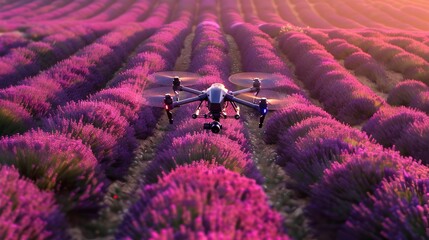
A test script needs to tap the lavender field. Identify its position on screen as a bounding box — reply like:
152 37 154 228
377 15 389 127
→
0 0 429 239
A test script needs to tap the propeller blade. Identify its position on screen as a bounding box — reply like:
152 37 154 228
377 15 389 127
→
148 71 201 86
228 72 284 89
238 90 291 110
142 87 194 108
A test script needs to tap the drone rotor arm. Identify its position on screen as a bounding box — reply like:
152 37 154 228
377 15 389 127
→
230 87 260 96
172 93 207 108
179 86 205 95
226 95 259 110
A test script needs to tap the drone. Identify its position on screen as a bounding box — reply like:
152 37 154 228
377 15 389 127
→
144 71 286 133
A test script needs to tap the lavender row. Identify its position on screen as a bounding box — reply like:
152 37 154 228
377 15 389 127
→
251 0 289 25
239 0 264 26
4 0 76 21
388 80 429 114
327 29 429 85
118 5 288 237
118 162 289 240
229 24 301 94
305 30 429 161
144 0 261 185
110 0 155 22
278 31 385 125
287 0 333 28
317 0 386 28
0 17 165 132
88 0 137 22
108 0 193 90
26 0 95 21
0 0 50 20
0 0 178 228
0 129 107 218
334 1 418 30
41 1 193 181
311 32 392 92
0 25 107 88
362 106 429 163
309 30 429 114
273 0 306 27
0 32 29 56
264 95 429 239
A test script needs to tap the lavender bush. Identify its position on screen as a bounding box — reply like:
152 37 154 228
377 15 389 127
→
0 99 33 135
306 148 429 239
339 175 429 239
117 162 289 239
264 103 331 144
0 165 69 240
0 130 107 215
144 132 263 184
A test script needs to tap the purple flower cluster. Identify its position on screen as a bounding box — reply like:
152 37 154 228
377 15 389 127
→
279 31 385 125
0 32 29 56
363 106 429 163
325 39 361 59
0 165 69 240
144 132 262 184
306 148 429 238
388 80 429 114
0 99 33 135
0 130 107 215
263 99 331 144
117 162 290 239
278 119 377 194
340 175 429 239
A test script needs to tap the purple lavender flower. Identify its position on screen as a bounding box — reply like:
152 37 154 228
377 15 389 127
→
144 132 263 184
387 80 429 106
339 175 429 240
395 121 429 164
264 103 331 144
0 99 33 136
362 106 428 148
117 162 289 240
0 130 107 215
305 148 429 239
0 165 69 240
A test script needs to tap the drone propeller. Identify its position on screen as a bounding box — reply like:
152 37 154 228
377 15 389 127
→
239 90 290 110
228 72 284 89
142 87 193 108
148 71 201 86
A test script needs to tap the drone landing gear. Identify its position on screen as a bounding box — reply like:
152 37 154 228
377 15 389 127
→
231 101 240 119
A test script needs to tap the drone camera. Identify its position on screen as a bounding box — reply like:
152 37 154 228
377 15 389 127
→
203 121 222 133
